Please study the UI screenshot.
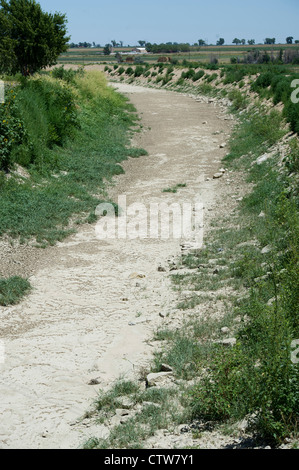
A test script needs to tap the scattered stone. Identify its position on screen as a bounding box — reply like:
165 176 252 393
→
157 265 166 272
219 143 227 148
169 265 178 271
129 273 146 279
213 172 224 179
220 327 230 334
213 268 219 275
88 378 100 385
110 409 131 426
118 396 135 409
142 401 161 409
258 211 266 218
180 426 190 433
146 371 173 388
202 120 208 124
159 312 165 318
256 153 270 165
215 338 237 347
160 363 173 372
267 297 276 306
261 245 272 254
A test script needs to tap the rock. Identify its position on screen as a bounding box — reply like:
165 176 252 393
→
202 121 208 124
110 409 131 426
220 143 227 148
220 327 230 334
129 272 145 279
146 371 173 388
157 265 166 272
160 363 173 372
256 153 270 165
118 397 135 409
169 265 178 271
261 245 272 254
88 378 100 385
142 401 161 409
215 338 237 347
213 172 224 179
258 211 266 218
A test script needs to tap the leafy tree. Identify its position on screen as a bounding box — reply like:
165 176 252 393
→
216 38 225 46
286 36 294 44
0 0 70 75
103 44 111 55
248 39 255 45
264 38 276 45
232 38 241 45
198 39 205 46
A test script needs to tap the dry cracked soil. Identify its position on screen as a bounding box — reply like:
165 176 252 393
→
0 81 238 449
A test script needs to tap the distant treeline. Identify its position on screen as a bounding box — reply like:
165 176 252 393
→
145 43 193 53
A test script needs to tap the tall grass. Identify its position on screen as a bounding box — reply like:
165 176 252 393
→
187 107 299 445
0 69 144 245
0 276 31 306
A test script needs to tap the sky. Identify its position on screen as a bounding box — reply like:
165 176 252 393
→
38 0 298 46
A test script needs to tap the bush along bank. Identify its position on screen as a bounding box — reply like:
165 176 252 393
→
0 67 146 246
96 63 299 447
183 105 299 446
0 67 146 304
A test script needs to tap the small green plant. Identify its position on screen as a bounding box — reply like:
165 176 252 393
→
162 183 186 193
0 276 31 306
228 89 249 111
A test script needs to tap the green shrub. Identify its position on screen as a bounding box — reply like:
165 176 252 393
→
206 72 218 83
0 276 31 305
283 100 299 134
190 344 256 421
192 69 205 81
134 65 144 77
181 68 195 80
51 66 83 84
228 89 249 110
0 86 27 171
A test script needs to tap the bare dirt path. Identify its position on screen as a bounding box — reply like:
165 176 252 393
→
0 82 233 449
